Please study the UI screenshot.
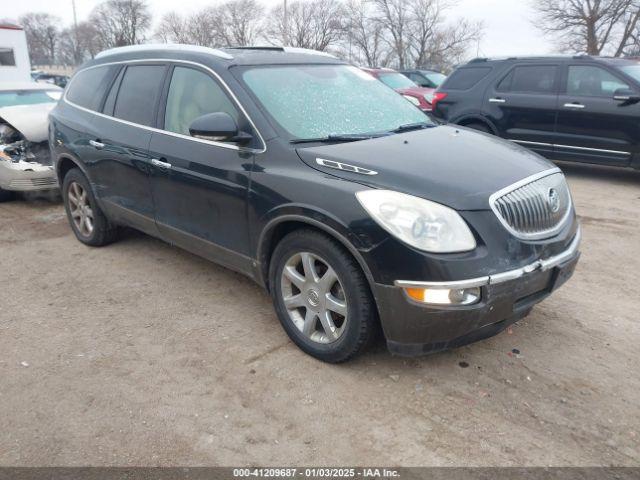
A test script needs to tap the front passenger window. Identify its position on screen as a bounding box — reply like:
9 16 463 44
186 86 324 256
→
567 65 630 97
164 66 240 137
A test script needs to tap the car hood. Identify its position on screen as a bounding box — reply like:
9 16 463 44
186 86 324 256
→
296 125 555 211
0 103 55 143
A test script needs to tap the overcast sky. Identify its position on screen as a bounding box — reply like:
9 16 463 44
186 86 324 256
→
8 0 556 57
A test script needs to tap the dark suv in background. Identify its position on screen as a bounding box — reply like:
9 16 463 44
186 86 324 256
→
432 56 640 169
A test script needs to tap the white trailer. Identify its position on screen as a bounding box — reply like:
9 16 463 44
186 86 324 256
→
0 23 31 83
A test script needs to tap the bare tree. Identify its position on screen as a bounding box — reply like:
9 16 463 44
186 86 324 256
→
408 0 482 70
371 0 482 70
155 12 191 44
19 13 60 65
533 0 640 56
185 8 219 47
57 21 103 65
215 0 266 46
343 0 386 65
90 0 152 49
372 0 411 68
266 0 345 50
155 9 218 47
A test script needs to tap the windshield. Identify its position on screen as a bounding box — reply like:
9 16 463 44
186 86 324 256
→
242 65 429 140
422 71 446 87
378 72 418 90
619 64 640 83
0 89 61 108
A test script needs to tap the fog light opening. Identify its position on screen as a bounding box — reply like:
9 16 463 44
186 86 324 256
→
404 286 481 305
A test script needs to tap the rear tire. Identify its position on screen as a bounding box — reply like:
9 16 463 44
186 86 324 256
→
463 122 492 134
62 168 118 246
269 229 377 363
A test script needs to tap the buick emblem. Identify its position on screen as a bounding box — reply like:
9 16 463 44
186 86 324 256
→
307 289 320 307
547 188 560 213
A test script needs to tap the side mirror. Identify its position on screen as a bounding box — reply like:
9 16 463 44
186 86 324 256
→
613 88 639 102
188 112 252 144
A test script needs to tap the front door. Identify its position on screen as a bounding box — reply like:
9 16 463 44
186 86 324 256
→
554 64 637 166
484 63 560 157
148 64 260 275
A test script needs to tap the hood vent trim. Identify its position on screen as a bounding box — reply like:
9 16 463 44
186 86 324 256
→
316 158 378 176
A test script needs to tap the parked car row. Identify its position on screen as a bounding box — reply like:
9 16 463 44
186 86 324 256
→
48 45 580 362
361 67 442 111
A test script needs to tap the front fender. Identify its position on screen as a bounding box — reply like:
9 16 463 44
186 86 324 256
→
254 205 379 293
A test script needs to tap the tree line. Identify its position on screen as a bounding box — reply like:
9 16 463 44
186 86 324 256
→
10 0 640 71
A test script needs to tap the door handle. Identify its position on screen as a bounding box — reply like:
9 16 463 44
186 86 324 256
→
89 139 105 149
564 103 585 109
489 97 506 103
151 158 172 169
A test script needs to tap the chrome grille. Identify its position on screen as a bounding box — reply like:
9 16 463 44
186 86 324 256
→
490 170 572 239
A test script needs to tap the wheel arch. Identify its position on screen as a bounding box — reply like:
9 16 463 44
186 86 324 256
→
256 214 377 297
55 153 89 185
454 115 498 135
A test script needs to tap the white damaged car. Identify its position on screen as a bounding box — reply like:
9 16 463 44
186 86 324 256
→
0 82 62 201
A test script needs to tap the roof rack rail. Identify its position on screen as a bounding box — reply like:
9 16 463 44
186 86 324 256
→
95 43 234 60
226 46 336 58
468 57 488 63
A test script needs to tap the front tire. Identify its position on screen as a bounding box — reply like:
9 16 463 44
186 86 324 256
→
62 168 118 246
269 229 377 363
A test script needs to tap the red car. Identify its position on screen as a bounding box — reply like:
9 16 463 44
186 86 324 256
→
361 67 434 112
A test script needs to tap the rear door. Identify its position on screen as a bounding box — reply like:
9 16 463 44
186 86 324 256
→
89 62 168 236
483 63 560 157
147 63 260 275
554 63 637 166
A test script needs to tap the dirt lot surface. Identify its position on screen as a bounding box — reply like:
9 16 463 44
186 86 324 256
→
1 162 639 466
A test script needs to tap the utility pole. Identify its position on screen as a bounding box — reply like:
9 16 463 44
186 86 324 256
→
72 0 80 64
283 0 288 46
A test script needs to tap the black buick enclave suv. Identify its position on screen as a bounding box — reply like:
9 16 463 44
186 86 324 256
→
49 45 581 362
432 56 640 169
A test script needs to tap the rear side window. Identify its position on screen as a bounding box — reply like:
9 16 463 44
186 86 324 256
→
497 65 557 94
113 65 166 127
442 67 491 90
66 66 115 111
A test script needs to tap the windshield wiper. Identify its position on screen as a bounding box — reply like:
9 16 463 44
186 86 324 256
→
390 122 435 134
290 133 379 144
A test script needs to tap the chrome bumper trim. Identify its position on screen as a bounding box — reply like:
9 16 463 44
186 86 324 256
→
394 226 581 290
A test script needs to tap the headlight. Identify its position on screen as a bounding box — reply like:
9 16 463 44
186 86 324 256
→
356 190 476 253
402 94 421 106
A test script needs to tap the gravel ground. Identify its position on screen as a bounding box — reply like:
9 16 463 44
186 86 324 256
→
0 162 638 466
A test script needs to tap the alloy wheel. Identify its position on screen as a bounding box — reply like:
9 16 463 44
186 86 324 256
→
67 181 94 237
280 252 348 344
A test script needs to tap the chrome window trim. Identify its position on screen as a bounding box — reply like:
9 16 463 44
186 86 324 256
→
394 226 581 290
62 58 267 154
488 167 574 240
511 139 630 156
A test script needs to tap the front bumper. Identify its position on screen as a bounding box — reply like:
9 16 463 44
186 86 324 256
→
0 160 58 192
374 228 581 356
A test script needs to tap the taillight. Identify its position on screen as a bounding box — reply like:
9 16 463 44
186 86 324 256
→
431 92 448 110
